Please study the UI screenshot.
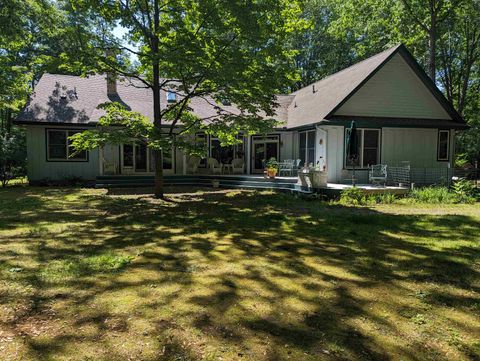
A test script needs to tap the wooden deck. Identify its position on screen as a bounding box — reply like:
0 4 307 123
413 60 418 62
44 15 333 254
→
96 174 409 197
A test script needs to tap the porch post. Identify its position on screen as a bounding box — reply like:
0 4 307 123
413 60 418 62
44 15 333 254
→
182 152 187 175
99 146 104 175
246 135 251 175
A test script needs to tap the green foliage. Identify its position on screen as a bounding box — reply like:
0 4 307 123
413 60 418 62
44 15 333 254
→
265 157 279 170
339 187 369 205
409 184 477 204
451 178 479 202
339 189 399 206
0 127 26 187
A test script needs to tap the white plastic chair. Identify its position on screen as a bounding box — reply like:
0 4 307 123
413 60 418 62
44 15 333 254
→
187 156 201 174
207 158 222 174
231 158 245 174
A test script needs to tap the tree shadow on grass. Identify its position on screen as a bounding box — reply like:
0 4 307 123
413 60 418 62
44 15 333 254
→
0 187 479 360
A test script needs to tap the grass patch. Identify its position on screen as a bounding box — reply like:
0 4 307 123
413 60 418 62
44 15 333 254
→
39 253 134 282
0 186 479 360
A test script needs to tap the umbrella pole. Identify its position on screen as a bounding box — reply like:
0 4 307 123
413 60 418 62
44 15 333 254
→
352 161 356 187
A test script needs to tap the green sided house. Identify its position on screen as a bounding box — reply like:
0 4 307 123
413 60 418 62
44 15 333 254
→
15 44 468 186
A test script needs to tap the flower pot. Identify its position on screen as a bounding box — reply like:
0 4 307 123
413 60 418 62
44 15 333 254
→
266 168 277 179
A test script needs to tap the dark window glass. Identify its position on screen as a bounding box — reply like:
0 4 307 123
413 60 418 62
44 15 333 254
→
135 143 147 171
162 148 173 169
438 131 449 160
48 130 67 159
123 144 134 167
265 142 278 161
362 130 379 167
363 130 379 148
307 131 315 148
307 149 315 165
363 148 378 167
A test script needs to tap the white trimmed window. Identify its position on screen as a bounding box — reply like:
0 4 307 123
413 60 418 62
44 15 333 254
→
46 129 88 161
437 130 450 161
345 128 380 168
166 91 177 103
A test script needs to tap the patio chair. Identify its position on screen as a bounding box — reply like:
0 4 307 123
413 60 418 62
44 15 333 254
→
186 156 201 174
231 158 245 174
369 164 388 186
278 159 294 176
207 157 222 174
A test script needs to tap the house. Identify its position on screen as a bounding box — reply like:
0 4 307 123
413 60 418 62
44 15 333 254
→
15 44 468 186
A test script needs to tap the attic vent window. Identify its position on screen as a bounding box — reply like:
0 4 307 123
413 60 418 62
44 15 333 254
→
220 97 231 106
167 91 177 103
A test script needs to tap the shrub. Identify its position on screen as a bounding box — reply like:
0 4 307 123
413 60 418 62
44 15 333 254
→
339 188 400 206
339 187 369 205
409 183 477 204
451 178 479 203
409 186 457 203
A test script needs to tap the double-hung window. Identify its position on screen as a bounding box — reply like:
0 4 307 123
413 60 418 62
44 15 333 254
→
299 130 316 167
46 129 88 161
345 128 380 168
437 130 450 161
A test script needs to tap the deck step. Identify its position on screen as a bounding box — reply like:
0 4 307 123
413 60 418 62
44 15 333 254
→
94 174 311 193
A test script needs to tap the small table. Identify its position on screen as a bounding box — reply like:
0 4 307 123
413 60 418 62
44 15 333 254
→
222 163 233 174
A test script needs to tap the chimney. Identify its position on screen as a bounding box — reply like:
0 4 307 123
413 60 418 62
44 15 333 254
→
106 72 117 95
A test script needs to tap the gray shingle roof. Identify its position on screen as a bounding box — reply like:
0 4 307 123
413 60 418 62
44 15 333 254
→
16 44 465 129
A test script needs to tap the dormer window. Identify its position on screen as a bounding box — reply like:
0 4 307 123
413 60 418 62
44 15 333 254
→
167 91 177 103
218 95 231 106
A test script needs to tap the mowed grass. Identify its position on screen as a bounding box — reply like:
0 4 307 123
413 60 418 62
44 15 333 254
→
0 187 479 361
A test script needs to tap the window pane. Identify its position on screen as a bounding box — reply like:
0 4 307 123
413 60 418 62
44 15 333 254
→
438 131 449 160
363 130 379 148
299 132 306 148
49 130 67 145
307 149 315 166
363 148 378 167
167 91 176 103
307 131 315 148
162 148 173 169
123 144 133 167
49 145 67 159
48 130 67 159
210 139 222 162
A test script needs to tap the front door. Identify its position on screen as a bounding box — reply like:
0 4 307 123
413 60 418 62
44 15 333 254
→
251 135 279 173
121 143 174 174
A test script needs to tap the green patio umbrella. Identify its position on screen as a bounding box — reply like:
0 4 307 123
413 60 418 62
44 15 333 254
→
346 120 359 186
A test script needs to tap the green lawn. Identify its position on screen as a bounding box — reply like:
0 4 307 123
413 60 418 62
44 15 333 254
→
0 187 479 361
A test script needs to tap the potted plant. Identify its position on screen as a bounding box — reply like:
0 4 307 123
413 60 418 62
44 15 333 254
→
265 157 279 179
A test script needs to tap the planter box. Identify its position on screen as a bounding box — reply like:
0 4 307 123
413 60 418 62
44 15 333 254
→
297 170 327 189
310 170 328 188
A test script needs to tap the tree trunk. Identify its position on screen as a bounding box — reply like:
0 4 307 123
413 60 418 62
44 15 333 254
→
152 64 163 198
428 29 436 80
152 0 163 198
428 0 436 81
